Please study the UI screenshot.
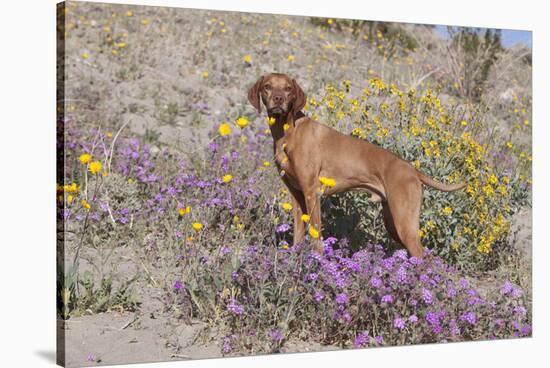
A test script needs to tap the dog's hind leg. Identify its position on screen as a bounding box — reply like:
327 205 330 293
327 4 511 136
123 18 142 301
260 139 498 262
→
385 183 425 258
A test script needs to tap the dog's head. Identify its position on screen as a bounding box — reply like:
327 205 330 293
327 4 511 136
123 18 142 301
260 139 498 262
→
248 73 306 117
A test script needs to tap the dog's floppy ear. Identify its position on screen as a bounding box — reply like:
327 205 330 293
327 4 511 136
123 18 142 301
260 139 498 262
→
291 79 306 116
247 76 264 114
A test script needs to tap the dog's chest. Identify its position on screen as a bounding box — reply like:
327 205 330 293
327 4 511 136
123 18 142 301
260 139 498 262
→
274 141 299 187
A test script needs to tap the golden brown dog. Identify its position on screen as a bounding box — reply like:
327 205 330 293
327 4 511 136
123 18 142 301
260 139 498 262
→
248 73 466 257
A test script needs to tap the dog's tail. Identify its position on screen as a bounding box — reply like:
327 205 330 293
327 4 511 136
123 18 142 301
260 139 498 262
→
417 171 467 192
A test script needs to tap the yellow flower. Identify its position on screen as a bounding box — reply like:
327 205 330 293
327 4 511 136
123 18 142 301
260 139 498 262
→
287 54 295 62
281 244 289 250
79 153 92 165
482 184 494 197
70 183 78 192
126 10 133 17
263 161 271 167
243 54 251 63
267 117 276 126
128 178 134 183
192 222 203 231
81 199 91 210
111 49 118 55
442 206 453 216
282 202 293 212
283 123 289 131
67 195 74 204
101 171 108 177
301 214 311 223
201 71 209 78
319 176 336 187
351 127 364 137
222 174 233 183
178 206 191 216
88 161 102 174
308 226 319 239
106 132 113 138
235 117 249 129
218 123 232 136
82 52 89 59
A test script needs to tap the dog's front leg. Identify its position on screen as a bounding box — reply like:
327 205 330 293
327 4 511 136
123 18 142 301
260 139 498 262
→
304 190 323 254
282 181 307 245
291 194 306 245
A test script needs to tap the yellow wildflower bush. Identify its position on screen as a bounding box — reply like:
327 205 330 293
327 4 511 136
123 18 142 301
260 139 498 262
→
310 78 531 272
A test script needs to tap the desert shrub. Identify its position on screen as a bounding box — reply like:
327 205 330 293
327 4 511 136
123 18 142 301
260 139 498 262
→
304 79 531 272
440 27 504 101
57 264 139 319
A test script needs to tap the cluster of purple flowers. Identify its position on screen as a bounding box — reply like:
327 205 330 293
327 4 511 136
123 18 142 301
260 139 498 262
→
226 298 245 316
220 239 531 352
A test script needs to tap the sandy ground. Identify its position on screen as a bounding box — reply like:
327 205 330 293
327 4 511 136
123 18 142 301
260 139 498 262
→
60 283 340 367
60 285 221 367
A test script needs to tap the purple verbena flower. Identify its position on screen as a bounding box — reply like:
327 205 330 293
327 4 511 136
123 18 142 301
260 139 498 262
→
335 293 349 305
422 288 433 305
370 276 382 289
222 335 233 354
314 290 325 302
514 305 527 317
268 328 284 343
276 223 291 233
353 332 369 348
394 317 406 330
381 294 394 304
459 311 477 325
227 298 244 316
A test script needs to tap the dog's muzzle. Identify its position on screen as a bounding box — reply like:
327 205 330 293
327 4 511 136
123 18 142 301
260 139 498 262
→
269 106 285 114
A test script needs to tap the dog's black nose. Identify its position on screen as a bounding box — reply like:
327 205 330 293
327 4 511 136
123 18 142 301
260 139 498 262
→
273 94 284 105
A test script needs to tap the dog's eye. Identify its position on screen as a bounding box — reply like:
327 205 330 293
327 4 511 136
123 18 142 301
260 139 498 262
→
264 84 272 91
284 86 292 92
